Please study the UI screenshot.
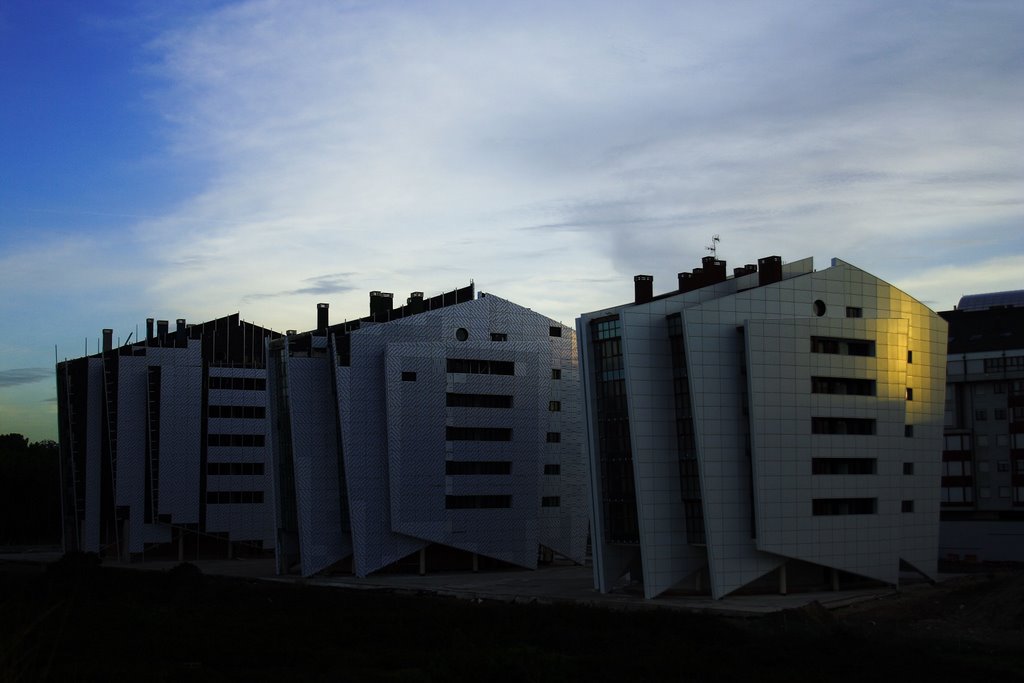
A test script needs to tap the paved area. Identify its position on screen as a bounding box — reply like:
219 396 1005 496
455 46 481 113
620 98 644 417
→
2 550 897 616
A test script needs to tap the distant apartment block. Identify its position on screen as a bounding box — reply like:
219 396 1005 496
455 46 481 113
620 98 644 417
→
56 285 588 575
578 256 946 599
939 290 1024 561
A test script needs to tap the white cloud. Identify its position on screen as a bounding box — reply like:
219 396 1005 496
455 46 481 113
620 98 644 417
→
127 0 1023 327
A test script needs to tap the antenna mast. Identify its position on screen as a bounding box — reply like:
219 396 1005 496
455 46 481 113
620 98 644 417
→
706 234 721 259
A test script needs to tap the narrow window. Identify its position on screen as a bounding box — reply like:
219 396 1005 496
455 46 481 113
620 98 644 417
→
907 350 913 363
544 464 560 475
905 388 913 401
551 368 561 380
490 333 508 342
903 462 914 475
904 425 914 437
546 432 561 443
401 371 417 381
548 401 561 412
901 500 914 513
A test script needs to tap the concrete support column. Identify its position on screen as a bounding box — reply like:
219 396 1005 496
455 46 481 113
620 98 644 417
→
419 547 427 576
778 562 787 595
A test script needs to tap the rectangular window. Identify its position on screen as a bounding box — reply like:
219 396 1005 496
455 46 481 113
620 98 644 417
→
546 432 561 443
810 376 877 396
445 495 512 509
446 358 515 375
995 408 1007 420
811 417 876 435
845 307 862 318
208 376 267 391
905 425 914 437
551 368 562 380
207 462 265 476
812 498 877 516
445 426 512 441
810 336 875 357
207 434 266 447
490 333 508 342
445 461 512 475
907 350 913 363
905 388 914 401
901 500 914 513
997 461 1010 472
446 393 513 409
549 326 562 337
401 371 417 381
541 496 561 507
975 409 987 421
544 464 560 475
208 405 267 419
811 458 877 475
206 491 265 504
903 462 914 475
548 401 561 412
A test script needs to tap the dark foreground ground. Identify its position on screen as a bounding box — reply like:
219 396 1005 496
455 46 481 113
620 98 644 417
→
1 556 1022 682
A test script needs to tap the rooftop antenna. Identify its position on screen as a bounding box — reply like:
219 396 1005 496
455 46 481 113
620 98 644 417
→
706 234 721 259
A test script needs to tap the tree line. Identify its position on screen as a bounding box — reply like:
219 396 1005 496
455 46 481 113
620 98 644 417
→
0 433 61 547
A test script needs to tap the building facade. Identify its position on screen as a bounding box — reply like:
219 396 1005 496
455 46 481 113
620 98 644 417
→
56 285 589 576
269 286 588 577
939 291 1024 561
57 315 279 559
578 256 946 599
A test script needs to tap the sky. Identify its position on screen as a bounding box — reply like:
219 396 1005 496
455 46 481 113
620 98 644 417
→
1 0 1022 442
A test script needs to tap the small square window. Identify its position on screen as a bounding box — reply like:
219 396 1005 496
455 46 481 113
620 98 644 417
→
975 409 987 421
903 462 914 475
997 461 1010 473
904 425 914 437
490 332 508 342
551 368 561 380
546 432 561 443
543 464 560 475
541 496 561 507
548 326 562 337
548 401 561 412
905 388 913 401
846 307 862 318
901 500 914 513
401 371 417 381
995 408 1007 420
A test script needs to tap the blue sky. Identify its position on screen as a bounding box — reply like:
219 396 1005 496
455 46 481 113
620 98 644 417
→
2 0 1022 441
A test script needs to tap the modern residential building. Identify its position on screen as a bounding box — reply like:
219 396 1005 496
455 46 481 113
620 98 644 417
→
269 285 588 577
55 284 588 577
56 315 280 560
938 290 1024 561
577 255 946 599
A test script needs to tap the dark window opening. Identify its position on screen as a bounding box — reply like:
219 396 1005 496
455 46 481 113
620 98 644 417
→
208 434 266 447
490 333 508 342
446 358 515 375
811 458 877 475
445 426 512 441
846 306 863 318
208 376 267 391
546 432 561 443
813 300 827 316
208 405 267 419
906 387 914 401
549 326 562 337
905 425 914 437
541 496 561 507
551 368 561 380
544 464 560 475
903 462 914 475
811 376 876 396
445 495 511 509
445 461 512 475
812 498 877 516
907 350 913 363
206 490 265 504
810 336 876 357
207 462 266 476
401 371 417 381
811 417 876 435
901 500 915 513
455 328 469 341
548 401 561 412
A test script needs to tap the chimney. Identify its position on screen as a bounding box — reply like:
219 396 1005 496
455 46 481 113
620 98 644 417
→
407 292 425 315
734 264 758 278
102 329 113 353
369 291 394 320
678 271 697 293
176 319 187 347
758 256 783 286
157 320 169 345
634 275 653 304
146 318 154 345
701 256 727 284
317 303 329 333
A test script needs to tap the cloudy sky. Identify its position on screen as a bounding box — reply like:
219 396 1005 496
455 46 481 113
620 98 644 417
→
2 0 1022 441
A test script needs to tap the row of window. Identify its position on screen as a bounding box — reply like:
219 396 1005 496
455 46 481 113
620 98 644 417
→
975 408 1010 421
208 434 266 447
811 376 876 396
443 495 562 509
447 393 513 409
446 358 515 375
209 405 266 419
207 462 265 476
984 356 1024 373
811 417 876 435
209 376 266 391
445 426 512 441
810 336 875 357
445 461 511 475
206 491 265 504
403 368 562 381
811 498 876 515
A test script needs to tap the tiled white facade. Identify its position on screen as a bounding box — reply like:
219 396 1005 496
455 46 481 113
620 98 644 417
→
578 257 946 599
270 292 589 577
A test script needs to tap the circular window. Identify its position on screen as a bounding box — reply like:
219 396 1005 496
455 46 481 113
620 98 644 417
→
813 300 827 317
455 328 469 341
